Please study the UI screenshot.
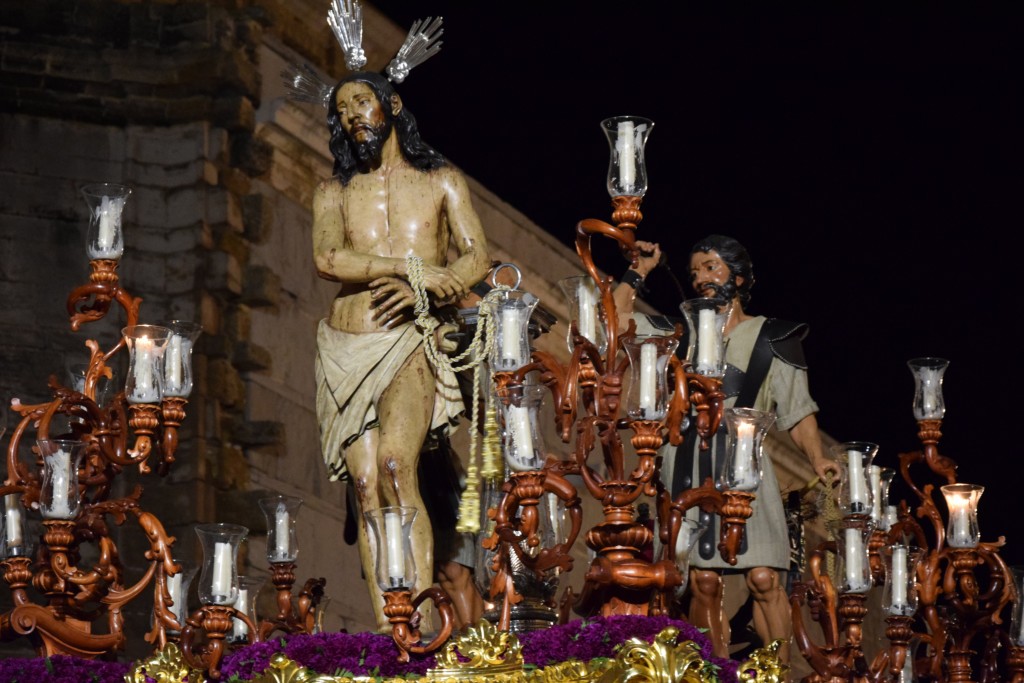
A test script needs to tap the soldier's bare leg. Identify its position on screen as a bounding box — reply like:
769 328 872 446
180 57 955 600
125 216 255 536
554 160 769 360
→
437 560 482 629
746 567 791 664
689 568 731 658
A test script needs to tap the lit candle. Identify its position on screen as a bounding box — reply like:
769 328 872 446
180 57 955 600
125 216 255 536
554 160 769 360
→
212 542 232 598
507 404 535 467
500 306 521 364
232 585 250 639
638 342 657 416
4 494 23 547
847 449 867 512
274 502 290 560
869 465 882 523
891 545 908 608
921 368 940 416
45 447 73 519
732 421 755 488
97 196 116 252
618 120 636 190
948 497 971 545
384 510 405 582
165 335 182 390
133 336 159 403
696 307 719 372
167 571 185 624
844 527 867 591
578 281 596 343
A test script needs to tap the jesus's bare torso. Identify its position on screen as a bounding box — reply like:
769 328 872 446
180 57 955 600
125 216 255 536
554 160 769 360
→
317 164 454 332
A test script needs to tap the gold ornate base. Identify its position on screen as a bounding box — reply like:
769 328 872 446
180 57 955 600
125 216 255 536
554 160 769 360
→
237 622 785 683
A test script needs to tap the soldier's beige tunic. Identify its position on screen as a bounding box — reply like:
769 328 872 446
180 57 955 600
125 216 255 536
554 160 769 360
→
638 315 819 570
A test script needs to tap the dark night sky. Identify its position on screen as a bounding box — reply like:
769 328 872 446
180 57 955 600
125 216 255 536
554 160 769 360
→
375 4 1023 561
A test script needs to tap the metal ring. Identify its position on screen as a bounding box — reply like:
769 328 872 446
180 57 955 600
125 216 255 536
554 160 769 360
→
489 263 522 290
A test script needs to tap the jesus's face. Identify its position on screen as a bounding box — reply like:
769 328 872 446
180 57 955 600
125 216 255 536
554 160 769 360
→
335 81 392 166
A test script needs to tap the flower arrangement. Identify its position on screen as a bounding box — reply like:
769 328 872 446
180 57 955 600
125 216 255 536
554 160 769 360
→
0 655 131 683
0 616 745 682
220 616 741 682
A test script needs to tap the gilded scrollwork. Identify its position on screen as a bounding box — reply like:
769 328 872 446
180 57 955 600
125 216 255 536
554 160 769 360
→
739 640 788 683
127 643 204 683
596 627 716 683
239 625 760 683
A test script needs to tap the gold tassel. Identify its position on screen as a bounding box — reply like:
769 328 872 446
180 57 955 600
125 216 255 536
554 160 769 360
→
456 460 481 533
480 393 502 483
456 362 484 533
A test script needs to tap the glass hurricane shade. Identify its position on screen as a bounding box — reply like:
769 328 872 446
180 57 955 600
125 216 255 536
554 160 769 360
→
81 183 131 260
601 115 654 198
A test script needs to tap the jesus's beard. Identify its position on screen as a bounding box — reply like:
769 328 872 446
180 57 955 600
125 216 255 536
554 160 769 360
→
349 119 392 169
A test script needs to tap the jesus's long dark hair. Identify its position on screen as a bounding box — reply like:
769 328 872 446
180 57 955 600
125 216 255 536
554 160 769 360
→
326 72 447 185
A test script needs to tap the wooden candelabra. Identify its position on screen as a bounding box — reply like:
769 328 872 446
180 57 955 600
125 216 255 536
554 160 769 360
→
0 256 188 657
792 415 1017 682
479 195 748 624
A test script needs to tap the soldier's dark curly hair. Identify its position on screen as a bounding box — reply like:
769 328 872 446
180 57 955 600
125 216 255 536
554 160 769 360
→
690 234 755 308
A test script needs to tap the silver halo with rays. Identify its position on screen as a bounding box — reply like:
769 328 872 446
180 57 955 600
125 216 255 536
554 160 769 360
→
386 16 444 84
327 0 366 72
281 0 446 108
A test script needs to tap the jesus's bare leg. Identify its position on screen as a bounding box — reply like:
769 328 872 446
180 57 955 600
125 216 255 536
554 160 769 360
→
347 346 435 631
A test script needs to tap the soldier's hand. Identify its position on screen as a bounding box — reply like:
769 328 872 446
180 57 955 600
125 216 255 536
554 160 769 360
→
370 276 415 327
633 240 662 277
810 455 841 484
419 264 467 302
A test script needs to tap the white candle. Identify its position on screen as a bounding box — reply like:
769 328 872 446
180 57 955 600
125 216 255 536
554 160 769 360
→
847 449 867 511
384 511 405 582
921 368 940 416
97 197 116 252
71 368 87 393
232 586 250 639
617 120 636 190
133 336 159 402
884 505 899 531
167 571 185 623
891 545 908 607
696 308 719 372
948 498 971 545
869 465 882 523
45 447 73 519
733 421 755 488
578 282 596 343
638 342 657 416
274 503 291 560
844 527 867 591
165 335 183 390
4 494 24 547
508 404 535 467
212 542 232 597
500 306 521 363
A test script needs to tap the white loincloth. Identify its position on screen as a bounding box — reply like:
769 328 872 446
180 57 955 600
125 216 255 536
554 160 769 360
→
315 319 464 482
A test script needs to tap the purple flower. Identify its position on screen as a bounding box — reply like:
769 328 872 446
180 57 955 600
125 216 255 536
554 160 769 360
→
218 616 745 682
0 656 132 683
221 631 436 679
518 616 738 683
